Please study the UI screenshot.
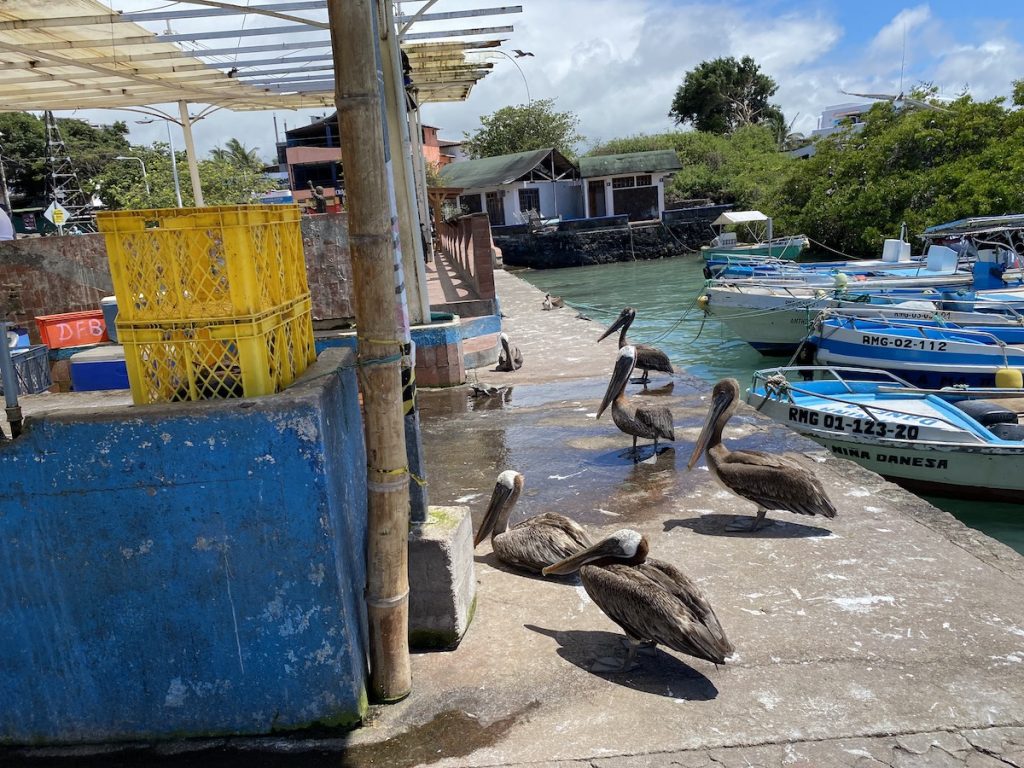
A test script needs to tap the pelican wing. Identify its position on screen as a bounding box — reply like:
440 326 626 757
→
495 513 593 572
716 449 837 518
636 405 675 441
581 563 733 664
642 558 732 652
635 344 674 374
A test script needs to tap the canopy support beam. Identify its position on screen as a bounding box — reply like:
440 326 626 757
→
178 100 204 207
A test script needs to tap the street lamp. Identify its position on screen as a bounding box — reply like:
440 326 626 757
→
491 49 532 104
114 156 150 196
135 120 183 208
0 131 12 214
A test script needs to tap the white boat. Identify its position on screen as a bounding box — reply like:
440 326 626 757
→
701 210 809 262
746 366 1024 501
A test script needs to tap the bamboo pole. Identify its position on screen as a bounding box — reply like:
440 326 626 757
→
327 0 411 701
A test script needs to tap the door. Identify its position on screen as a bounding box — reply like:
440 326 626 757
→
485 191 505 226
587 180 606 218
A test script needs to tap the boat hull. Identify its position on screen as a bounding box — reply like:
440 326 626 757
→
748 371 1024 501
811 320 1024 388
702 235 808 262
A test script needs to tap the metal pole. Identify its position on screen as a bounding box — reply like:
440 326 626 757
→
167 122 184 208
0 323 22 439
0 134 12 216
378 0 430 325
178 100 204 207
328 0 411 702
115 156 150 196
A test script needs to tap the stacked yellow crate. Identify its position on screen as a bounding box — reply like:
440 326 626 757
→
99 205 316 404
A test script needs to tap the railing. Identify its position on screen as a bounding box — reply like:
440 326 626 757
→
435 212 496 301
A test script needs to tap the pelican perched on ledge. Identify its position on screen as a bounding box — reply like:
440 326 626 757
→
688 378 838 532
597 346 675 458
543 529 734 669
597 307 674 385
496 332 523 371
542 293 564 310
473 470 593 574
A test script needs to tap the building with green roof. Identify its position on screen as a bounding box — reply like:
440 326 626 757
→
578 149 682 221
439 148 580 227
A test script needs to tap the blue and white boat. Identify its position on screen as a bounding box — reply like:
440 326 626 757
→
809 313 1024 388
747 366 1024 501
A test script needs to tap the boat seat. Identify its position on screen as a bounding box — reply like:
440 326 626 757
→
953 399 1020 426
989 422 1024 441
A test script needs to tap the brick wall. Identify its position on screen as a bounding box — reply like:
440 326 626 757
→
0 212 358 342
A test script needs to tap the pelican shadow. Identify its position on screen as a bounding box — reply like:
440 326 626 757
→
664 514 834 538
524 624 719 700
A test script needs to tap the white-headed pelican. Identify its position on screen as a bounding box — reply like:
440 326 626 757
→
543 529 733 668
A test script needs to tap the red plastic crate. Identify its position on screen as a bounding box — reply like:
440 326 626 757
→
35 310 109 349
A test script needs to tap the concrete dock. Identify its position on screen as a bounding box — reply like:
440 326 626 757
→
6 267 1024 766
348 267 1024 767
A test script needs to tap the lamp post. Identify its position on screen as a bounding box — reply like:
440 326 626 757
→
114 156 150 196
135 119 184 208
0 131 12 214
491 49 532 104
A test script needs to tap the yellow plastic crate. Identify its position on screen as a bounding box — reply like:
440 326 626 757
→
117 295 316 405
98 205 310 322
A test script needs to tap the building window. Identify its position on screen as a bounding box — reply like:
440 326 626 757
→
518 188 540 215
612 177 635 189
459 193 483 214
635 174 652 186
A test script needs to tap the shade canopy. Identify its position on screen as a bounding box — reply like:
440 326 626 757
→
0 0 522 112
711 210 769 227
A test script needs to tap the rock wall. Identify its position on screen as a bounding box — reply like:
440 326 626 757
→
493 220 712 269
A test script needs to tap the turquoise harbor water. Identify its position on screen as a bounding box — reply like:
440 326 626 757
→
516 255 1024 556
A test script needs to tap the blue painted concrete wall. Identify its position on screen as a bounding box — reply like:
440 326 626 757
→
314 314 501 357
0 348 368 744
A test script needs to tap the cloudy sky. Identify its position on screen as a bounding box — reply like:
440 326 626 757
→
73 1 1024 161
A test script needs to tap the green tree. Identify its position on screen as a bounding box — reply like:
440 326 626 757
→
0 113 129 207
778 94 1024 256
462 98 584 159
669 56 784 135
209 138 264 169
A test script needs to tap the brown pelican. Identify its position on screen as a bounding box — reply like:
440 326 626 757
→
473 470 593 574
542 293 564 310
687 378 838 532
543 529 733 669
597 346 675 458
496 332 523 371
597 307 674 385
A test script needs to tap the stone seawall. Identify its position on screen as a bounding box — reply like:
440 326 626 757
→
494 220 712 269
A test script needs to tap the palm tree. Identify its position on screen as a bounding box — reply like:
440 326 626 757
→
210 138 263 169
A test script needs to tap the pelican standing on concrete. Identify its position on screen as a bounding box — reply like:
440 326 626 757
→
473 470 593 574
597 307 674 385
496 332 523 371
543 529 733 669
597 346 675 458
687 378 838 532
542 293 564 310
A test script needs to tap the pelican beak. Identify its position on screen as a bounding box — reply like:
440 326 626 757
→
473 475 517 547
597 311 628 342
596 350 635 419
687 389 732 470
541 538 620 576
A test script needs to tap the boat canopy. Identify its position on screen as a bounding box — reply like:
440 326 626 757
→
711 210 770 227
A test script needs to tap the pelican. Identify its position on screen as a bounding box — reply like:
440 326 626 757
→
473 470 593 574
496 332 523 371
687 378 838 532
597 346 674 458
543 529 733 669
597 307 674 385
542 293 565 310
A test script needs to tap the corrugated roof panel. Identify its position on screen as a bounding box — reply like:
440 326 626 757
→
578 150 683 178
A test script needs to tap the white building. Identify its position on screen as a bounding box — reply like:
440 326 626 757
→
578 150 683 221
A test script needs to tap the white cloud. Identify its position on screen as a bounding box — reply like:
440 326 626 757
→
44 1 1024 167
